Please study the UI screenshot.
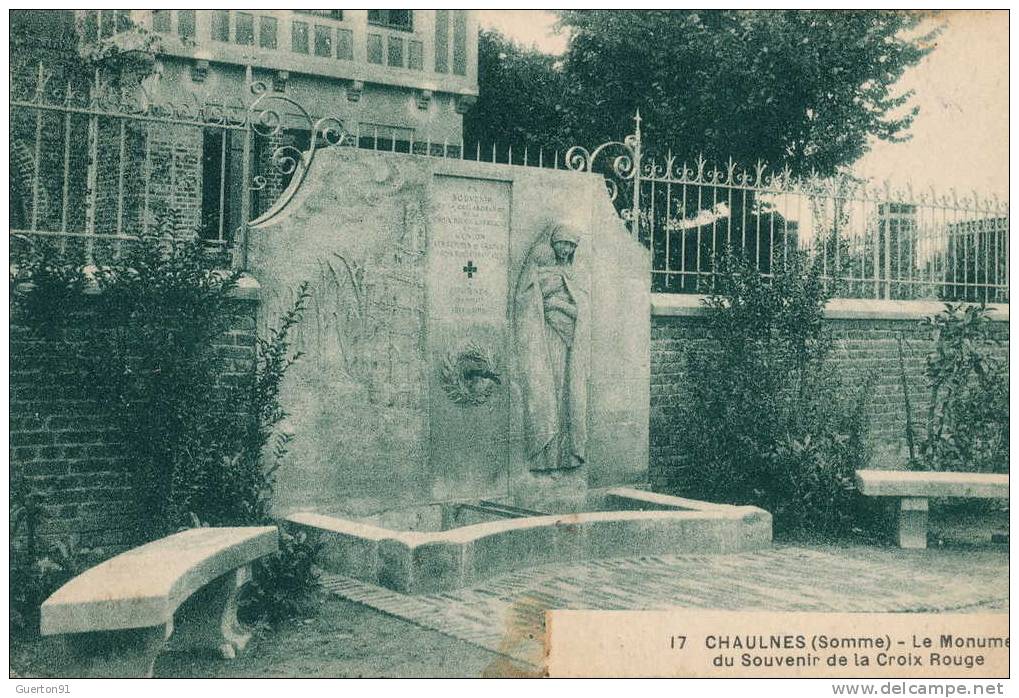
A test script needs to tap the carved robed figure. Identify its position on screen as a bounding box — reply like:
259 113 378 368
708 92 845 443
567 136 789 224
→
514 223 589 471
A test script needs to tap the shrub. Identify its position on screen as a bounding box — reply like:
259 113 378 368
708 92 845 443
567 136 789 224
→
915 303 1008 474
669 249 872 538
239 530 322 626
11 235 318 626
9 539 81 636
14 236 247 536
9 467 82 635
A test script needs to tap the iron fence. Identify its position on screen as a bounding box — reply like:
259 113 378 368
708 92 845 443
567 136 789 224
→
8 60 570 269
563 115 1009 304
9 63 1009 303
11 61 252 267
634 150 1009 304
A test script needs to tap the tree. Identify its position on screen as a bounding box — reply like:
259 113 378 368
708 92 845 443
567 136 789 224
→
463 29 572 158
466 11 937 177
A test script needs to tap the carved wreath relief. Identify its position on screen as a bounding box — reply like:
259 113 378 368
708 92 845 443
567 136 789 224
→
440 342 502 406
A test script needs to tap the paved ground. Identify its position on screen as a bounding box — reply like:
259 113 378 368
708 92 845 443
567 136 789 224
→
12 593 524 678
322 543 1009 670
11 536 1007 678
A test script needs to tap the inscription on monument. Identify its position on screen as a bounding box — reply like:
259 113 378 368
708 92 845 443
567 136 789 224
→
430 179 510 321
427 175 512 499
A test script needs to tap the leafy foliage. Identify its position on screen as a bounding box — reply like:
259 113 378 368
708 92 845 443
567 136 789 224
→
915 304 1008 473
11 10 162 94
463 29 572 154
467 11 937 176
670 249 872 538
10 10 79 51
9 466 83 635
9 539 82 636
11 235 318 625
32 237 247 535
239 530 322 626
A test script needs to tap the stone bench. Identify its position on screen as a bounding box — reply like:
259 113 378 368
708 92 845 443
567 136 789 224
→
40 526 278 677
855 470 1008 549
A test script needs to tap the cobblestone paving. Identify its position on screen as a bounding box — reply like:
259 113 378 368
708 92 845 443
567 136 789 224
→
322 544 1008 668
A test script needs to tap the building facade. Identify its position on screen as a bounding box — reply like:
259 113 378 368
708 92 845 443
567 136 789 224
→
87 10 478 144
11 10 479 258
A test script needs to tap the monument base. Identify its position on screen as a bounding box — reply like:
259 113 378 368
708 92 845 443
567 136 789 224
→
511 467 588 514
287 487 772 594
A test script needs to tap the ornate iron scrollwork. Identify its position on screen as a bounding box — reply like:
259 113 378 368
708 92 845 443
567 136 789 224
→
245 80 348 227
561 112 644 233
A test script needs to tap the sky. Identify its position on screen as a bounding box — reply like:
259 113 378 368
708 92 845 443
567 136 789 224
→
477 10 1008 202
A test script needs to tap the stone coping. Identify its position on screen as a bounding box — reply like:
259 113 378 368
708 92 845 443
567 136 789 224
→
291 504 761 548
855 469 1009 499
287 487 750 548
286 512 398 542
602 487 735 511
229 274 261 301
651 293 1009 322
40 526 278 636
11 272 260 301
287 488 773 593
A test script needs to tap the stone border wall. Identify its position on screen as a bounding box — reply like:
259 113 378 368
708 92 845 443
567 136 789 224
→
649 295 1009 490
11 276 1009 556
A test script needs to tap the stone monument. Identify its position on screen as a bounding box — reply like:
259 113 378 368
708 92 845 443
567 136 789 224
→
247 147 649 517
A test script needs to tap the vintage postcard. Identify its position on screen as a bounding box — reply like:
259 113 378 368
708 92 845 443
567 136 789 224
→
8 8 1008 685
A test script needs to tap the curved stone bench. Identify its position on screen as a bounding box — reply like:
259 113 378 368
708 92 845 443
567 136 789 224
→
855 470 1008 549
40 526 278 677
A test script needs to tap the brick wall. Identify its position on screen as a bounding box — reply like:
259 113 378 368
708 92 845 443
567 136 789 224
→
141 124 204 235
649 297 1009 490
9 284 259 561
11 110 206 268
10 284 1007 555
